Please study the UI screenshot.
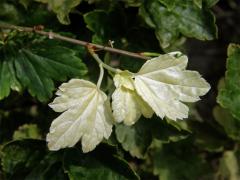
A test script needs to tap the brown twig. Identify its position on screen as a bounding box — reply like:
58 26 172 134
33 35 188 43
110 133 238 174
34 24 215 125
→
0 23 150 60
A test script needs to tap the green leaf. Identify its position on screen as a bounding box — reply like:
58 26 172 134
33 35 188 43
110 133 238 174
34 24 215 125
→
1 139 68 179
1 1 58 26
83 7 161 72
0 60 22 100
217 44 240 120
25 151 67 180
83 9 127 45
1 139 47 177
157 0 176 10
13 124 42 140
216 151 240 180
83 10 110 44
194 0 203 8
152 118 190 142
0 38 87 102
63 144 139 180
153 141 213 180
1 140 138 179
203 0 219 8
19 0 31 9
189 121 226 152
115 118 152 159
193 0 219 8
213 106 240 141
115 116 190 159
139 0 217 48
35 0 82 24
0 3 21 24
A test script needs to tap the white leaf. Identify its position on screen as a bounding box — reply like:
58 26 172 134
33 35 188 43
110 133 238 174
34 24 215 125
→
135 54 210 120
137 54 188 75
112 88 141 125
113 71 135 90
47 79 113 153
112 71 153 125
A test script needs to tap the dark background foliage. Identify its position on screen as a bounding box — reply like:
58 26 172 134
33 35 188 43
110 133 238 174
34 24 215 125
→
0 0 240 179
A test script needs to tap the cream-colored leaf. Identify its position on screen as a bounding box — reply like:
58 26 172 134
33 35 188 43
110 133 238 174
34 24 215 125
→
112 88 141 125
137 54 188 75
112 71 153 125
47 79 113 153
135 76 189 120
134 92 154 118
113 70 135 90
135 54 210 120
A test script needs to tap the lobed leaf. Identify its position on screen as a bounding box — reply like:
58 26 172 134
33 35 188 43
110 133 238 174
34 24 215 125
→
112 71 153 125
135 53 210 120
112 53 210 123
0 40 87 102
47 79 113 153
139 0 217 48
115 117 190 159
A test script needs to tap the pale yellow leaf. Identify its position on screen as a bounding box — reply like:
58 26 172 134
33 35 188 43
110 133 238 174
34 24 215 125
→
47 79 113 153
113 70 135 90
112 71 153 125
135 54 210 120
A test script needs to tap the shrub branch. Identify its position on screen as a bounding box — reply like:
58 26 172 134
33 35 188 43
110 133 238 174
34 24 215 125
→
0 23 150 60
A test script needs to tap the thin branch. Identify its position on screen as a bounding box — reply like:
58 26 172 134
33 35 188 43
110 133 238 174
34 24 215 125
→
0 23 150 60
88 46 120 73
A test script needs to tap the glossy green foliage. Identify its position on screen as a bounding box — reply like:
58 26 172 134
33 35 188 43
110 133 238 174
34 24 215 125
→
1 140 48 178
139 0 217 49
217 44 240 120
0 140 138 179
115 117 190 159
63 145 139 180
152 140 213 180
0 37 87 101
